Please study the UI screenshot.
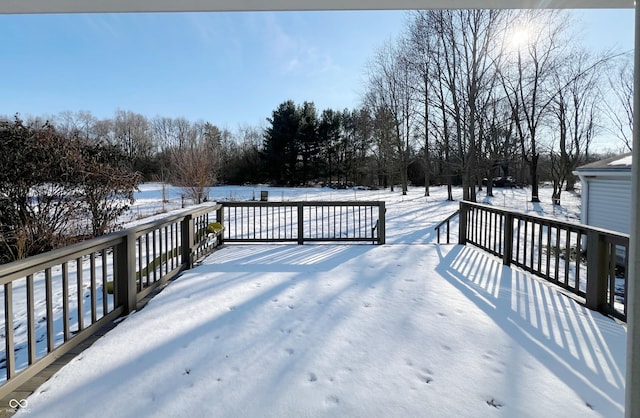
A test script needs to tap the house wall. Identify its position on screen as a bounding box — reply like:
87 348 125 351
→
583 177 631 234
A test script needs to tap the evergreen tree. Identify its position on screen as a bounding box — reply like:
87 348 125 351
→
298 101 319 184
318 109 342 185
262 100 301 185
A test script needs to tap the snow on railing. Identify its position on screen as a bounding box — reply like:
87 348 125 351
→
459 201 629 322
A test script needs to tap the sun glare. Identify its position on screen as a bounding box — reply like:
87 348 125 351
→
511 28 530 46
507 27 531 51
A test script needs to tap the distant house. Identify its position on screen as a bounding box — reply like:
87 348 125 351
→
574 153 632 235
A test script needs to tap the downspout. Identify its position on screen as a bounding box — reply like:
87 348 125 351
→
573 171 590 226
574 171 590 255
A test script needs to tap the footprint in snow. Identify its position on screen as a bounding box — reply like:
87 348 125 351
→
308 372 317 382
486 398 503 409
417 369 434 384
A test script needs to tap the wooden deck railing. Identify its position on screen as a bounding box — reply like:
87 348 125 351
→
435 210 460 244
220 201 386 245
458 201 629 321
0 203 224 398
0 200 384 398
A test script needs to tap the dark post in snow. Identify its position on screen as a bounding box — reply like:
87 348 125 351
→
625 6 640 418
216 205 225 246
378 201 386 245
585 230 608 313
297 203 304 245
458 202 468 246
181 214 194 270
502 212 514 266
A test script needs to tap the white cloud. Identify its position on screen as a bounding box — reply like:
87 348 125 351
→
261 13 339 77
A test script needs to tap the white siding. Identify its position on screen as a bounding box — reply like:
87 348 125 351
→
587 178 631 234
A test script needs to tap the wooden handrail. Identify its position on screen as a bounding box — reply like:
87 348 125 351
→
458 200 629 321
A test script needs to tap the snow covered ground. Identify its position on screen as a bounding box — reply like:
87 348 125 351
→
14 183 627 417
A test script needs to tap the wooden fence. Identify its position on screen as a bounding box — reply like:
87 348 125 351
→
0 200 384 398
458 201 629 321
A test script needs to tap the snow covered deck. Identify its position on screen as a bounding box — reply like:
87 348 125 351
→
17 242 626 417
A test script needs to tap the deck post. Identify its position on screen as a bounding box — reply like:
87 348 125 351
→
378 202 386 245
115 232 137 314
297 203 304 245
458 202 468 245
502 212 513 266
216 205 225 245
586 230 608 312
181 214 193 270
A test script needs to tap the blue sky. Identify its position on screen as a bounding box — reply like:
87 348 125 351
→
0 9 634 131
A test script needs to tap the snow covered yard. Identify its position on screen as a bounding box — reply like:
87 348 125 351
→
11 184 628 417
16 243 625 417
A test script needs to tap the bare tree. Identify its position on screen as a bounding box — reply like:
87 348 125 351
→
113 109 153 171
498 10 570 203
407 10 438 197
54 110 99 141
170 121 220 204
369 106 397 189
365 38 417 195
549 49 603 204
429 13 457 201
428 9 507 202
479 96 517 198
603 53 633 152
221 124 263 184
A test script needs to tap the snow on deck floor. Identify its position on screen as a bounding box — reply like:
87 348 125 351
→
17 243 626 418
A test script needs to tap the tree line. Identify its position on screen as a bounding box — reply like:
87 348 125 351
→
0 109 266 262
1 9 632 262
365 10 632 204
261 10 631 202
361 10 632 203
